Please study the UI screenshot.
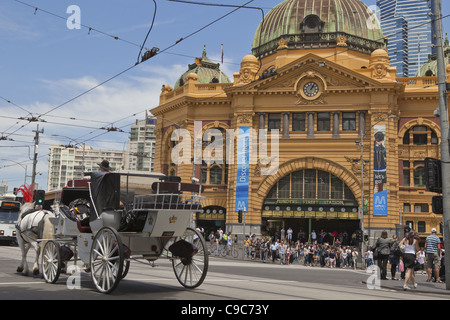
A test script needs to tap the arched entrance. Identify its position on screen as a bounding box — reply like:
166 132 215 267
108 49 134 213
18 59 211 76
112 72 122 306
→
196 206 226 237
257 158 361 245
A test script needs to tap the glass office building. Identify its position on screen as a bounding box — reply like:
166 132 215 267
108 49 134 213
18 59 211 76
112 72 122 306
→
377 0 434 77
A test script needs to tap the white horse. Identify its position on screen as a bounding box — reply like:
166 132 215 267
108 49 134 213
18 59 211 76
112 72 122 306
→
16 202 55 276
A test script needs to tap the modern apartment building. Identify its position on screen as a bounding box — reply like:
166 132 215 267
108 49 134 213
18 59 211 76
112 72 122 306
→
377 0 434 77
47 145 124 191
124 116 156 172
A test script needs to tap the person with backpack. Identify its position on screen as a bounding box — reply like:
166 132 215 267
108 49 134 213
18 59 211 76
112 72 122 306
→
389 234 401 280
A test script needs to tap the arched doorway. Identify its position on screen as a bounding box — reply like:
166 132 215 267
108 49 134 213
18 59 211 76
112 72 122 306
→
196 206 226 237
261 168 360 245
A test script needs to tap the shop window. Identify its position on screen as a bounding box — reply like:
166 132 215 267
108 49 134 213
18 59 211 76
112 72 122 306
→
406 221 414 230
414 203 429 212
278 175 291 198
291 171 303 198
268 113 281 131
403 129 410 144
264 169 356 203
317 170 329 199
200 128 228 185
292 113 306 132
342 112 356 131
330 175 343 199
209 166 223 185
317 112 330 131
418 221 426 233
402 125 439 145
304 169 316 198
431 131 438 144
413 161 425 187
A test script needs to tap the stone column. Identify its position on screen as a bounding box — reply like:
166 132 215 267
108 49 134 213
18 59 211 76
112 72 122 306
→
282 112 290 138
332 111 340 138
307 111 315 138
258 112 265 130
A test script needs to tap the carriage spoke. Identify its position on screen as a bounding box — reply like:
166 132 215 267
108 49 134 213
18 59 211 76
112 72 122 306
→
90 227 123 294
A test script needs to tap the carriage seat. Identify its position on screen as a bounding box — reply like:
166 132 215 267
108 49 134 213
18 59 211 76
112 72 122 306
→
76 220 92 233
151 181 203 194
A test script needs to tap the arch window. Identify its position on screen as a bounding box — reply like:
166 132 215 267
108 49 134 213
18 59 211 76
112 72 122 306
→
200 127 228 185
402 125 439 146
265 169 356 202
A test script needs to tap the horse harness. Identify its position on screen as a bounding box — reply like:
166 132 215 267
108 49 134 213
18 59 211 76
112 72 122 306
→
16 208 50 240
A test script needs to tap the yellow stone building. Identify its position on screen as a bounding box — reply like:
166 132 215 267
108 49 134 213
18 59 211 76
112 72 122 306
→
151 0 448 242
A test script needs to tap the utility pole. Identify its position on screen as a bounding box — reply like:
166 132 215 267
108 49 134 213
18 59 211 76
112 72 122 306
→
31 125 44 190
432 0 450 290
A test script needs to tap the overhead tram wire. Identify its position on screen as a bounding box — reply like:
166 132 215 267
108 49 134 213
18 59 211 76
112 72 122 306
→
13 0 142 49
7 1 447 145
12 0 241 66
136 0 158 64
5 0 257 141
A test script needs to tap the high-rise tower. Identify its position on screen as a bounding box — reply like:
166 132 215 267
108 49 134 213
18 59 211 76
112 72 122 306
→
377 0 434 77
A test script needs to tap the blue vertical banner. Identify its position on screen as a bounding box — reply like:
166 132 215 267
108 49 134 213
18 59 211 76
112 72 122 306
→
373 124 387 216
235 126 250 212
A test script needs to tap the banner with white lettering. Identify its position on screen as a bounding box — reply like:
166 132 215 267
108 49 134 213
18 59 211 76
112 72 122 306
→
373 124 387 216
235 126 250 212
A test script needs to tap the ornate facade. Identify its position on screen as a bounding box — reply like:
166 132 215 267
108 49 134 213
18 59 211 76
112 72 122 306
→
151 0 448 242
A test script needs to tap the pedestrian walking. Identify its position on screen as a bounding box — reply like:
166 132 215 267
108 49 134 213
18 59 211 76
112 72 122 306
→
270 240 279 263
399 230 420 290
372 231 392 280
389 235 401 280
425 228 442 283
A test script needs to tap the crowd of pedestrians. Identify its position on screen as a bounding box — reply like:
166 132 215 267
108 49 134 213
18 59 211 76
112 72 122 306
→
370 226 445 290
206 226 362 269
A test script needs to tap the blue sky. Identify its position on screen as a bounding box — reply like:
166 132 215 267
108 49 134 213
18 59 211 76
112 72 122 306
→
0 0 449 191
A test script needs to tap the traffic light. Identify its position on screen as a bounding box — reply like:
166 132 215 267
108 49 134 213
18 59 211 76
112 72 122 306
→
364 234 369 242
238 210 243 223
432 196 443 214
355 229 362 242
33 190 45 205
424 157 442 193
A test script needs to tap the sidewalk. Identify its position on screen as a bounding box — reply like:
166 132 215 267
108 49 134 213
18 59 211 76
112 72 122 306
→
363 273 449 295
210 249 450 296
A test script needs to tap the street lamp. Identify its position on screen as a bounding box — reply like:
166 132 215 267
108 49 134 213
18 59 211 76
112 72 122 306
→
0 159 30 186
355 114 396 247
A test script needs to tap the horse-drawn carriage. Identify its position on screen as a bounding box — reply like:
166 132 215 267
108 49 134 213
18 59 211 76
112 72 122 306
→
34 172 207 294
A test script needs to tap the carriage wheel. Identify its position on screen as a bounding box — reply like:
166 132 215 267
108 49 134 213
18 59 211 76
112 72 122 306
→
172 227 208 289
42 240 62 284
90 227 124 294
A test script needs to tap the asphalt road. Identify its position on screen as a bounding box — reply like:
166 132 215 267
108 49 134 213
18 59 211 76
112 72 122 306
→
0 244 448 305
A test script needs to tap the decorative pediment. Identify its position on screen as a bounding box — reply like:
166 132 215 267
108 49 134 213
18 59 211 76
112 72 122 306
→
238 53 385 93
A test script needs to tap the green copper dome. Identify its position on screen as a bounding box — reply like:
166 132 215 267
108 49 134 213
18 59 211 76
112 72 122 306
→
252 0 385 58
174 47 231 89
415 35 450 77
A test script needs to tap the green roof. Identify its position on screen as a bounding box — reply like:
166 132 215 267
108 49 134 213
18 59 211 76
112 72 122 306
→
252 0 385 58
174 47 231 89
415 35 450 77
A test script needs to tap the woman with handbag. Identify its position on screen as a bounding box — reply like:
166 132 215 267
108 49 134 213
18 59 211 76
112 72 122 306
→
373 231 392 280
399 231 420 290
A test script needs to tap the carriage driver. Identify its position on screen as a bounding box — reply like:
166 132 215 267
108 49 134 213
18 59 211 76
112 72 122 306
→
98 160 113 172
